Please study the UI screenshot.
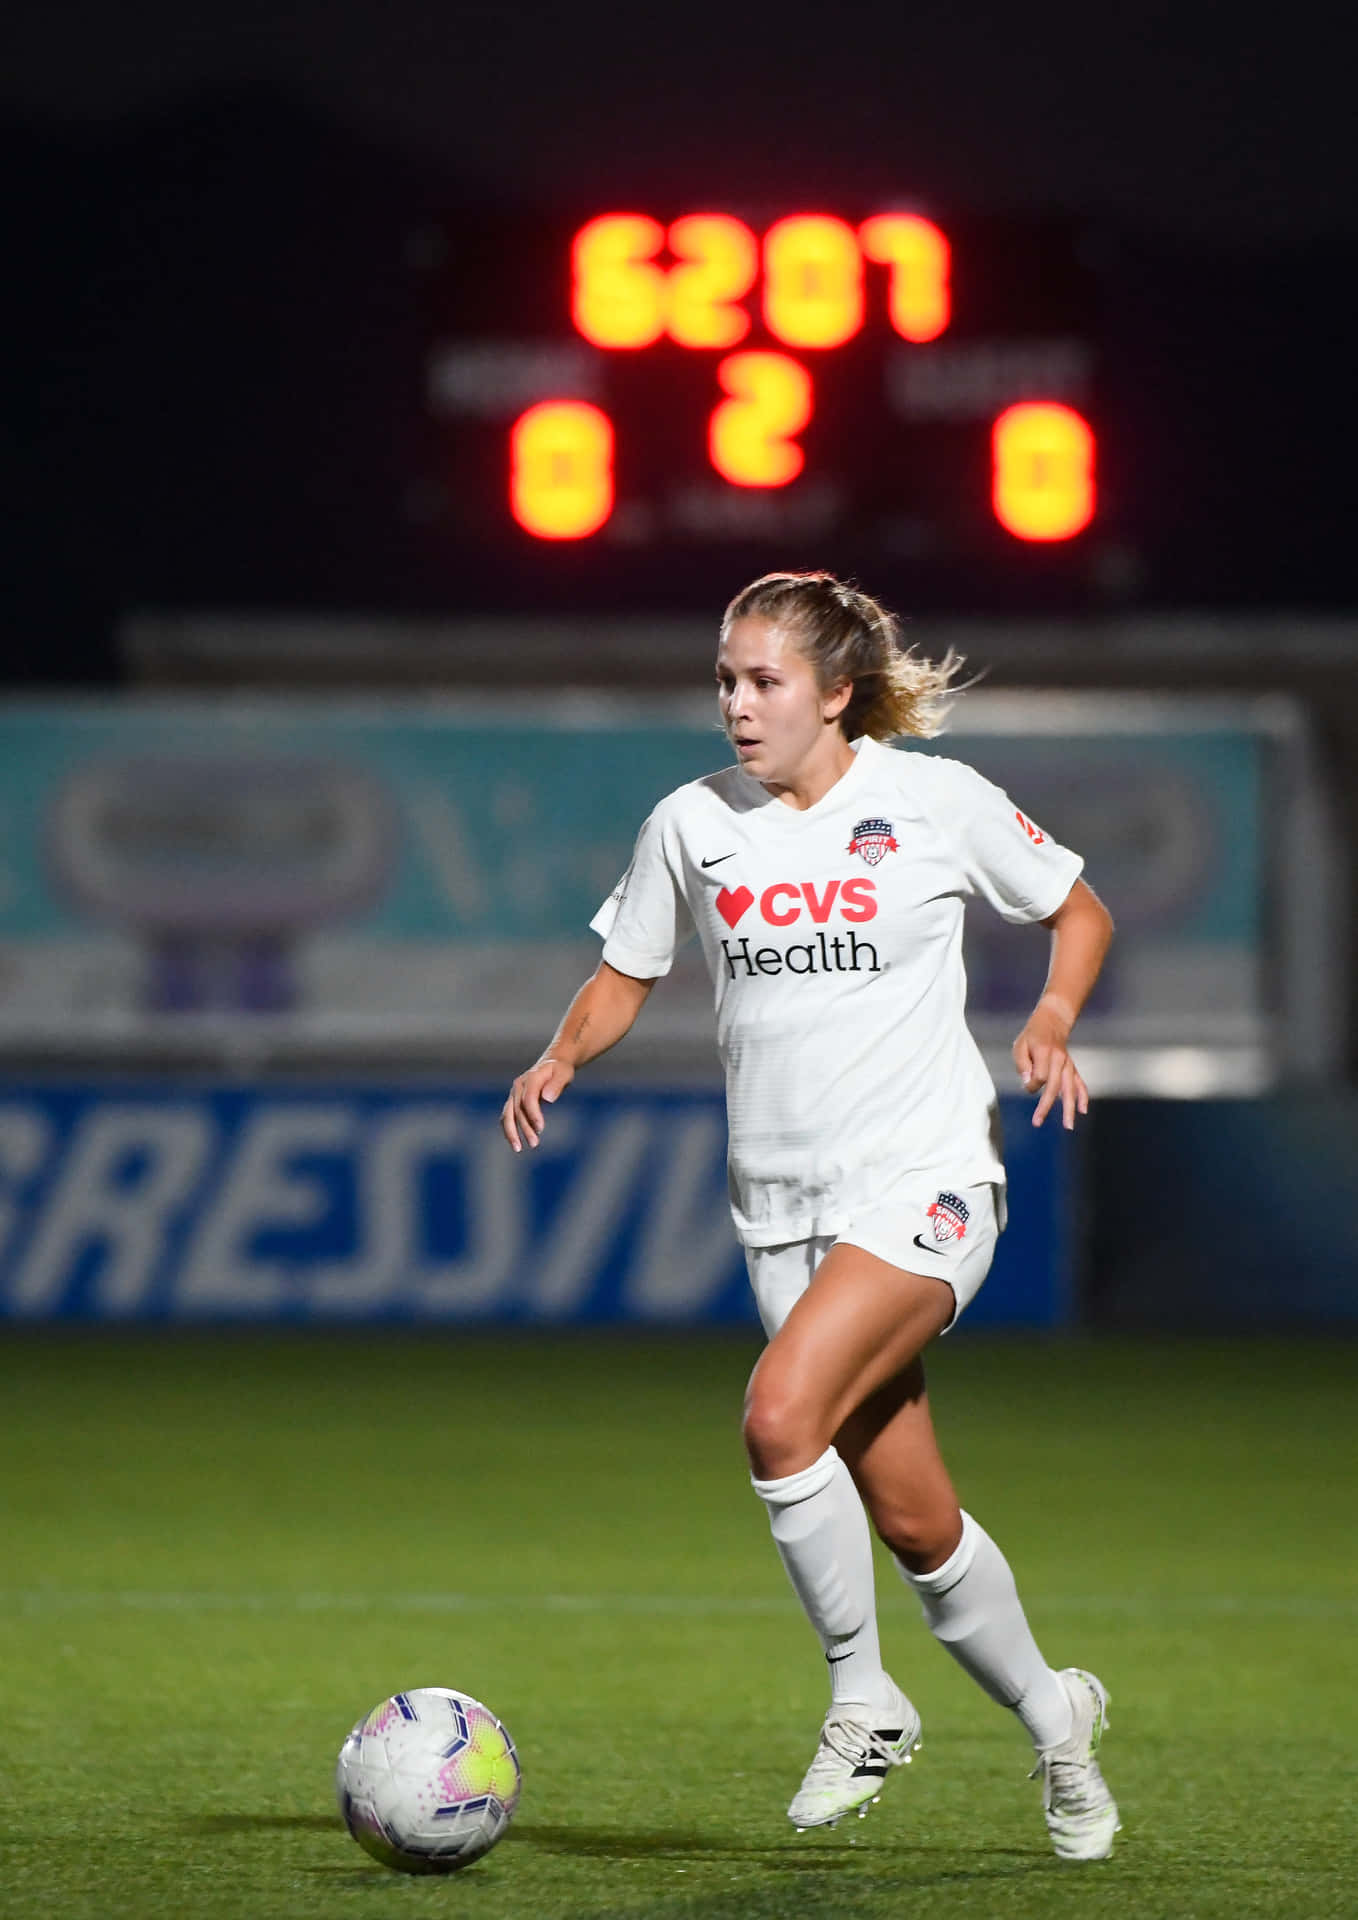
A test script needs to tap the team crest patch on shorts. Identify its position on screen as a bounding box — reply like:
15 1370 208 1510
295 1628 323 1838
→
926 1191 970 1243
847 817 898 865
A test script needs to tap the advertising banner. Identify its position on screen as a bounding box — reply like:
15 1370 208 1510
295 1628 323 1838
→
0 695 1280 1077
0 1085 1071 1327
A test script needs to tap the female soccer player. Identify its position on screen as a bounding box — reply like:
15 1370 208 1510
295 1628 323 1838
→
501 571 1119 1861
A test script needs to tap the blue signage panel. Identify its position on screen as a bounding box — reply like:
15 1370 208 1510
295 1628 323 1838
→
0 1085 1071 1326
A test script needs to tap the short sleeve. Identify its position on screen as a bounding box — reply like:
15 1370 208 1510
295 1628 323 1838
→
925 757 1084 925
589 802 695 977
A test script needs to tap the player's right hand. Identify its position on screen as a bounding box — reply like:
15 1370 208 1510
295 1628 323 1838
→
501 1058 575 1152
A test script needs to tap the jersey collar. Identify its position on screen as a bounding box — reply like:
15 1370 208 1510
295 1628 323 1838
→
742 735 878 824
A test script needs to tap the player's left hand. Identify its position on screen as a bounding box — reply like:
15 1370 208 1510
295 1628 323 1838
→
1013 1002 1090 1130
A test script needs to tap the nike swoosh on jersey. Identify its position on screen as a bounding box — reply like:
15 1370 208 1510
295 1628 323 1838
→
911 1233 949 1256
700 853 737 868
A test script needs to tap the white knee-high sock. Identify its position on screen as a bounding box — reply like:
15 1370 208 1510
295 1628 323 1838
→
752 1446 889 1710
899 1510 1072 1749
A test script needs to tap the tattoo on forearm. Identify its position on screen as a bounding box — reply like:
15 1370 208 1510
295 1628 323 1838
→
571 1014 591 1046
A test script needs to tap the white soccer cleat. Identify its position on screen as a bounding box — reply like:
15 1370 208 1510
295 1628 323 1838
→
1031 1667 1120 1862
787 1679 922 1830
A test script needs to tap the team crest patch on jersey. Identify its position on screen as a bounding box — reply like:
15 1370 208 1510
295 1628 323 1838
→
847 817 898 866
926 1191 970 1244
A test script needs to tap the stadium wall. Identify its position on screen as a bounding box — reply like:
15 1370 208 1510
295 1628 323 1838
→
0 1083 1073 1327
5 1082 1354 1327
1085 1096 1358 1327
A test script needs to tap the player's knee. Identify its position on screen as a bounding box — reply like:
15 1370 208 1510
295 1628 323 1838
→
867 1493 961 1570
741 1373 824 1479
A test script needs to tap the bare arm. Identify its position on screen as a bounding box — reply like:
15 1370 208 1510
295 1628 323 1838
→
1012 877 1114 1129
501 960 656 1152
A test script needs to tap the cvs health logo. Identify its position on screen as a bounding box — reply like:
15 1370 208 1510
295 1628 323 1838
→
715 878 876 930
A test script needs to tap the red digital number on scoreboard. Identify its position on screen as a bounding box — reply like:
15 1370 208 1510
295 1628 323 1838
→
992 403 1096 542
510 211 1095 544
570 211 951 352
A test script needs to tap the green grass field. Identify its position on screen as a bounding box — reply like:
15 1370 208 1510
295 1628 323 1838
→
1 1330 1354 1919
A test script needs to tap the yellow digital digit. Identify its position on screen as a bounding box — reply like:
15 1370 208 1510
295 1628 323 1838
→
762 215 863 350
571 214 667 349
859 213 950 342
992 402 1095 540
510 400 614 539
708 352 813 487
666 214 758 349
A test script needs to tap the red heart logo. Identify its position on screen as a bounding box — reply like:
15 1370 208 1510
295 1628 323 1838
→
715 885 754 929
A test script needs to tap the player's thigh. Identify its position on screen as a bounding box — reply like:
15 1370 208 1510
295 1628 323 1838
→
745 1241 955 1454
842 1179 1002 1332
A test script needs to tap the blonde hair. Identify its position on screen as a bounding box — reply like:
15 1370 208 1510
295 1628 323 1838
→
722 570 963 741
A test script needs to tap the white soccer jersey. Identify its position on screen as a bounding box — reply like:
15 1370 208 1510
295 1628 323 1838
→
590 735 1083 1246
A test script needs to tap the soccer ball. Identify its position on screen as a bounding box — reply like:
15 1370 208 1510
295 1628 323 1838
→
335 1686 522 1873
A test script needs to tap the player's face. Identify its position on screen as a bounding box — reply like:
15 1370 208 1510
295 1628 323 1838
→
715 617 849 789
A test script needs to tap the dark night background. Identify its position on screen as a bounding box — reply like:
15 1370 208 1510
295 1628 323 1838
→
4 0 1355 683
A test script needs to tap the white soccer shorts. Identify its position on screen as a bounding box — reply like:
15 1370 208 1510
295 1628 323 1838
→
745 1177 1003 1338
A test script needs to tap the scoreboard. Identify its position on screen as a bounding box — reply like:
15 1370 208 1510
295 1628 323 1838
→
418 207 1107 589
